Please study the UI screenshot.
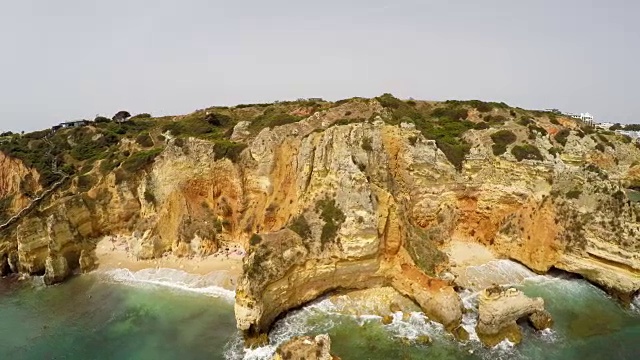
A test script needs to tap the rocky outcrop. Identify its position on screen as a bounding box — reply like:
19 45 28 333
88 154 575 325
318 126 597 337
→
0 152 41 217
272 334 334 360
236 120 464 338
528 309 554 330
476 286 552 346
44 254 70 285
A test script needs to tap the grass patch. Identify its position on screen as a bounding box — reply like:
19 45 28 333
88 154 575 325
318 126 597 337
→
135 132 154 148
247 108 302 132
315 197 346 246
213 140 247 163
288 215 311 240
121 148 164 173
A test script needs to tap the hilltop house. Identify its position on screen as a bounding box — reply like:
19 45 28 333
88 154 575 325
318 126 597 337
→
566 112 595 127
52 120 91 132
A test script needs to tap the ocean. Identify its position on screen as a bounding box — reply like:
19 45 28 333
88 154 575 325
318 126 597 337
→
1 262 639 360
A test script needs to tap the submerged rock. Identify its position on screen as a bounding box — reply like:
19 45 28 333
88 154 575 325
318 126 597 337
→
273 334 333 360
476 286 552 347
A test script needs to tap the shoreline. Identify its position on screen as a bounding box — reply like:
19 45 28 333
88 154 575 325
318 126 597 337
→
94 237 245 291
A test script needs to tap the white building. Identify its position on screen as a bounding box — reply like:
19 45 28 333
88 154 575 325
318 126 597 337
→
566 112 595 126
596 122 615 130
616 130 640 140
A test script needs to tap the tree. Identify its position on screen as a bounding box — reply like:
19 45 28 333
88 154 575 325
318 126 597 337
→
610 123 622 130
112 110 131 122
94 116 110 123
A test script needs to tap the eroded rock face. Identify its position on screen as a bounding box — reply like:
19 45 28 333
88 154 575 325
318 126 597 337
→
0 98 638 342
236 122 464 337
272 334 333 360
476 286 552 346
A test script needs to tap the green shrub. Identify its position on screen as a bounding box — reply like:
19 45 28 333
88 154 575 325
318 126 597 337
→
248 110 302 132
213 140 247 163
490 130 516 156
444 100 509 112
376 93 403 109
135 132 154 148
555 129 571 146
121 148 163 173
596 134 614 148
94 116 110 123
484 114 508 124
77 174 95 192
99 157 119 174
289 215 311 239
162 118 218 138
622 124 640 131
492 144 507 156
518 117 534 126
205 112 233 127
511 144 543 161
581 126 595 135
130 113 152 120
474 121 489 130
333 118 364 127
528 124 547 136
566 190 582 199
490 130 517 146
548 147 562 157
595 143 605 152
549 115 559 125
431 106 469 121
249 234 262 246
436 141 469 170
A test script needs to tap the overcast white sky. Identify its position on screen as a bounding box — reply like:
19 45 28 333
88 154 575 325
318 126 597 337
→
1 0 638 132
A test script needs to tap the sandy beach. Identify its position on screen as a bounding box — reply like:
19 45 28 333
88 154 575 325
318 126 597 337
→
95 236 245 290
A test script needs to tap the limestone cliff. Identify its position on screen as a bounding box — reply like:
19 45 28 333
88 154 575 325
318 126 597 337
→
0 96 638 342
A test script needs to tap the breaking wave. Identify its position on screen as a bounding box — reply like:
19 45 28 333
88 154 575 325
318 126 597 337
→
100 268 236 301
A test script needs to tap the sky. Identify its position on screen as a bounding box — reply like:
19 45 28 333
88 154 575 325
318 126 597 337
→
1 0 639 132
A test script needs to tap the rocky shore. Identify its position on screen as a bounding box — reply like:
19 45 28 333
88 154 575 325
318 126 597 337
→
1 96 639 352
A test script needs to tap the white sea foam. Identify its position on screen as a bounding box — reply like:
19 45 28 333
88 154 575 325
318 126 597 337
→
100 268 235 301
632 293 640 314
461 259 539 290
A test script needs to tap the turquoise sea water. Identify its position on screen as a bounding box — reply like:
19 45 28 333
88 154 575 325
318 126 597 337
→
1 264 639 360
